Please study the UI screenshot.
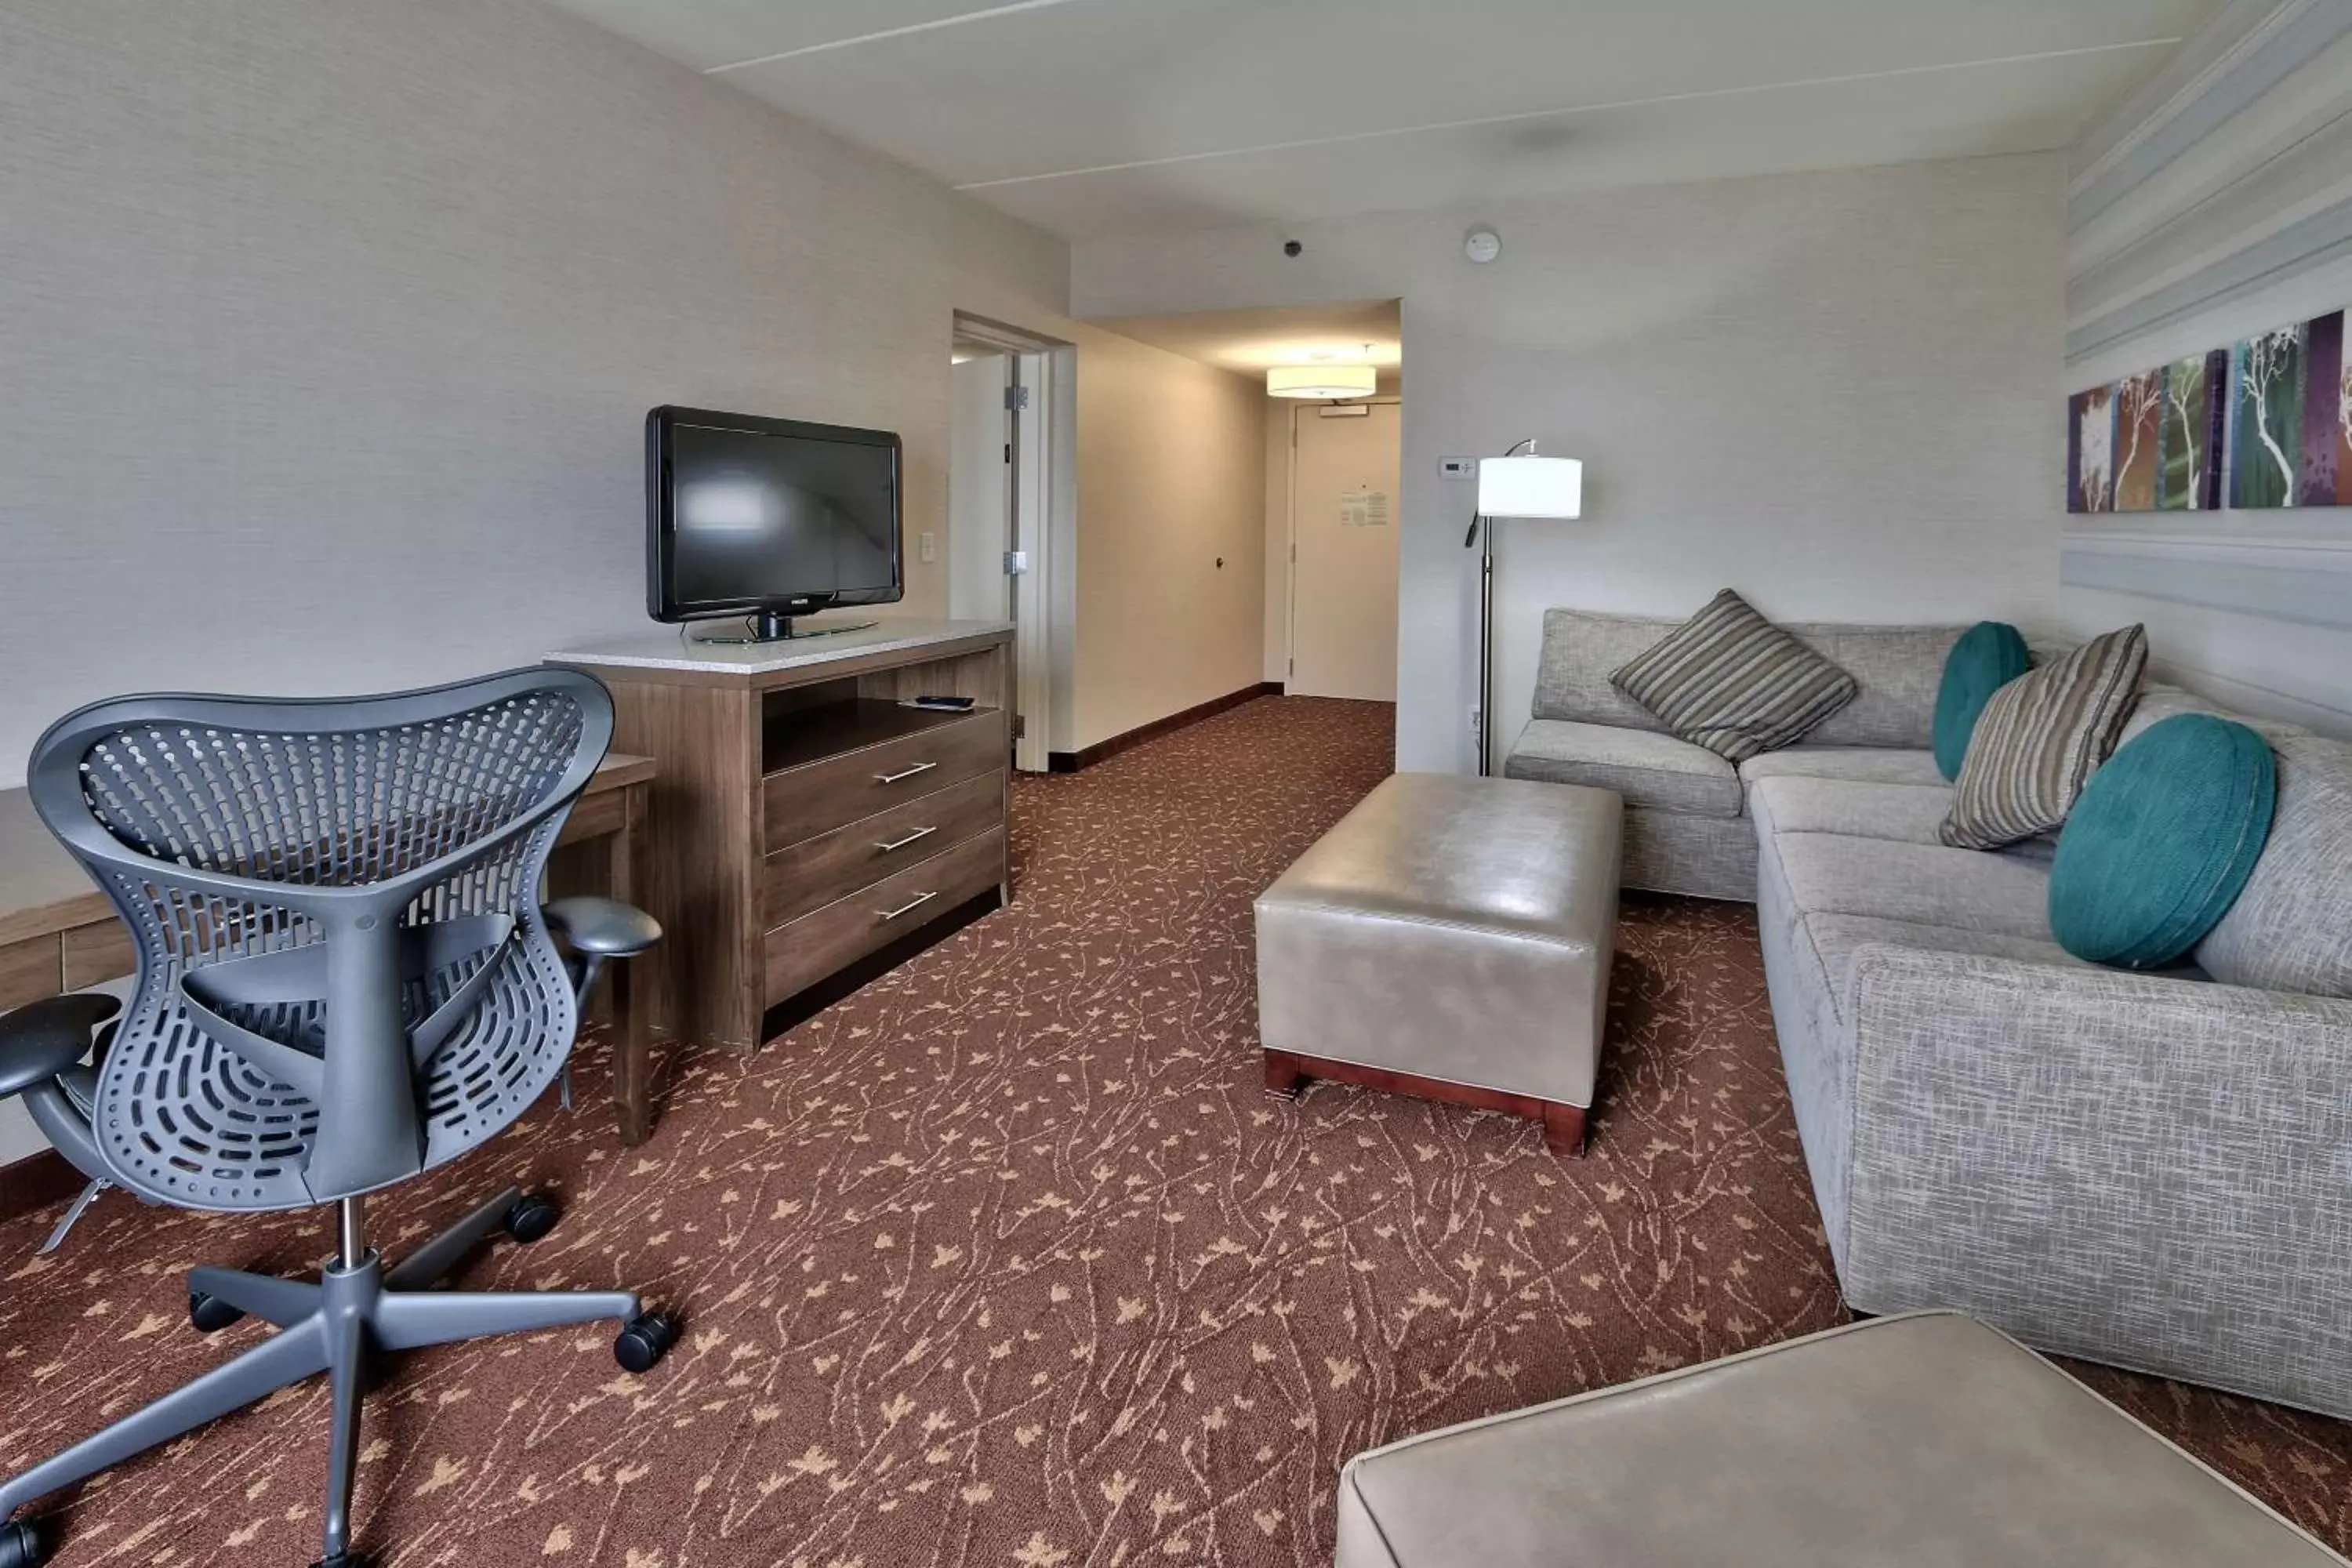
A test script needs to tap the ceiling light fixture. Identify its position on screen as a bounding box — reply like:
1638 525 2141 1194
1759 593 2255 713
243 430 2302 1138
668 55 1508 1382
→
1268 364 1377 399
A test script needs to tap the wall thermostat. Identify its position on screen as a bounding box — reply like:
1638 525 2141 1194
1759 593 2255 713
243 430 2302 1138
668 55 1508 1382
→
1465 227 1501 264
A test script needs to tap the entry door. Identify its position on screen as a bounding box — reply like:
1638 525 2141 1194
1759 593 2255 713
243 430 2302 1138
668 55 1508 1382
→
1288 403 1401 701
949 354 1011 622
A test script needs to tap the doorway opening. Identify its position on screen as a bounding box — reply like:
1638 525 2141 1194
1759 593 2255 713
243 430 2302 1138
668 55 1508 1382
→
949 312 1070 774
1077 299 1403 712
1282 392 1402 701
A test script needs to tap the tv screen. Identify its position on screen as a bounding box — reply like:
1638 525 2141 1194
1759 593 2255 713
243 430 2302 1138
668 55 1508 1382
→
646 407 902 624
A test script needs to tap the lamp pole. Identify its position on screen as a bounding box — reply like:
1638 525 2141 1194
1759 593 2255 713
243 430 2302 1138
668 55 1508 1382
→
1465 437 1538 778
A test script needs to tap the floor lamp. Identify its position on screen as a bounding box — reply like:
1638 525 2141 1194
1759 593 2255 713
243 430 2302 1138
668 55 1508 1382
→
1466 443 1584 775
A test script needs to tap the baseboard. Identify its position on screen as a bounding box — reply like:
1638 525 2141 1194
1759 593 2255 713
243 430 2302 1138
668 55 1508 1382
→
1047 683 1281 773
0 1148 83 1225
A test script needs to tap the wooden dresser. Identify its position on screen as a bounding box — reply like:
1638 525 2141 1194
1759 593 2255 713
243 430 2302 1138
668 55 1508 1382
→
550 619 1013 1054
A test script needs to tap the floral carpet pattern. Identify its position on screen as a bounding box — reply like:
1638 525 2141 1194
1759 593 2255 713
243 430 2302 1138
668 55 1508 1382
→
0 695 2344 1566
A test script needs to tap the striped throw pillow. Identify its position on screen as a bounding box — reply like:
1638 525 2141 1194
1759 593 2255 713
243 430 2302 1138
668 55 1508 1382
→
1608 590 1860 763
1940 623 2148 850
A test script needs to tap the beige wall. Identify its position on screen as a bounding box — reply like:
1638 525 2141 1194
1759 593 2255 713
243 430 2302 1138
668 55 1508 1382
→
1075 154 2071 772
1070 330 1269 750
0 0 1070 785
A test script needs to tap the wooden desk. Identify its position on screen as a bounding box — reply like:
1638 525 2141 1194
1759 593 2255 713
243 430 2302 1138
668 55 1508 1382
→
0 753 663 1148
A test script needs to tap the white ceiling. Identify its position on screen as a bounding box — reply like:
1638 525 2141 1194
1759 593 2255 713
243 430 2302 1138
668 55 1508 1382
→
1090 299 1401 376
545 0 2217 241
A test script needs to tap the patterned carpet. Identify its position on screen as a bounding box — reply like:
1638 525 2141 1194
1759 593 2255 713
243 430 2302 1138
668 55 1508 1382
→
0 695 2346 1566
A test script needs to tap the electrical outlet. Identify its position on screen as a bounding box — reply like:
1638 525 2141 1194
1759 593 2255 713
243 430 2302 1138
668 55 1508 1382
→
918 530 937 563
1439 456 1478 479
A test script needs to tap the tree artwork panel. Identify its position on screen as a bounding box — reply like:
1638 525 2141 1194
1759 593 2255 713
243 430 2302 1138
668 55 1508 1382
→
2303 310 2344 507
2113 368 2162 511
2071 305 2352 514
2230 321 2306 509
2157 351 2223 510
2068 385 2114 514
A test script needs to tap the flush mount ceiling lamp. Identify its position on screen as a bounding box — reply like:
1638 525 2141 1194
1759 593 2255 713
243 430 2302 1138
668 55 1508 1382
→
1268 364 1377 399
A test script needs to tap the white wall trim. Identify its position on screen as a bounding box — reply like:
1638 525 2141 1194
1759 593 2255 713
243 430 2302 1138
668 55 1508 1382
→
2060 531 2352 630
2066 187 2352 360
2069 0 2344 225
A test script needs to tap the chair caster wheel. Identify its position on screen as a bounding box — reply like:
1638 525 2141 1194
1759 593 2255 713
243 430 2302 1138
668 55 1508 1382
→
503 1193 560 1244
310 1552 372 1568
189 1290 245 1334
0 1518 47 1568
614 1310 680 1374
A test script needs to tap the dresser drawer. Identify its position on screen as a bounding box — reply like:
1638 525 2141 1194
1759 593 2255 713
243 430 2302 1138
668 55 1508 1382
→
764 827 1004 1005
762 712 1004 853
763 770 1004 931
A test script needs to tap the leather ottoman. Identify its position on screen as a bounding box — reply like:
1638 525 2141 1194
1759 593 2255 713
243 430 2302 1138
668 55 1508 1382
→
1254 773 1621 1156
1335 1312 2347 1568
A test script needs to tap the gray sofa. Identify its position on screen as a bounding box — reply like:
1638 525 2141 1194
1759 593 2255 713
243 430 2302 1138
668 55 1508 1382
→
1504 608 2352 1419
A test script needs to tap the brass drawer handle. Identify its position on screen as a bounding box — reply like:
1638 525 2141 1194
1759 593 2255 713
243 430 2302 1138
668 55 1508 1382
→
875 761 938 785
877 890 938 922
876 825 938 854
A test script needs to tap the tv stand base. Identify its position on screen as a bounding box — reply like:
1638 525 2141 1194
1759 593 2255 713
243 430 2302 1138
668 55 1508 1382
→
699 612 880 644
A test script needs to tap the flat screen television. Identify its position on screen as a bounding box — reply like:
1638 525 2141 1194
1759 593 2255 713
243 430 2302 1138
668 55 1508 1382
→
646 405 902 641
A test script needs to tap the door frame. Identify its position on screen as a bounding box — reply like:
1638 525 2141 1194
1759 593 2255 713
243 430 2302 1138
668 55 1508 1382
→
953 312 1067 773
1285 397 1404 696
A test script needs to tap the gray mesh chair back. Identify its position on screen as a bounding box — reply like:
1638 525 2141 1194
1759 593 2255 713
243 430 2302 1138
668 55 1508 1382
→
26 666 611 1208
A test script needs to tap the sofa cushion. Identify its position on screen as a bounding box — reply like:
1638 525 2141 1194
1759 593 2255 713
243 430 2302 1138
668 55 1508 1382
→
1770 831 2053 939
2049 716 2277 971
1934 622 2031 780
1942 624 2147 851
2122 684 2310 749
1531 607 1963 748
1749 776 1955 846
2195 733 2352 997
1807 623 1969 750
1504 720 1743 818
1740 746 1947 789
1610 590 1860 763
1751 775 2056 867
1806 914 2087 1027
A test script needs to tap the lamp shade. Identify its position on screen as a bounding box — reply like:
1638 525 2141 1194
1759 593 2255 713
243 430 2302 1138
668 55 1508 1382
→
1268 365 1377 399
1478 455 1582 518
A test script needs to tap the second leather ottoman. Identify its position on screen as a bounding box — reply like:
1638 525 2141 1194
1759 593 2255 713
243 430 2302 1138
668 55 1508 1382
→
1254 773 1623 1156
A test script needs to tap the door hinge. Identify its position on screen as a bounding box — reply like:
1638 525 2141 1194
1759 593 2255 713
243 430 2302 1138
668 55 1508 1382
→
1003 550 1029 575
1004 385 1031 411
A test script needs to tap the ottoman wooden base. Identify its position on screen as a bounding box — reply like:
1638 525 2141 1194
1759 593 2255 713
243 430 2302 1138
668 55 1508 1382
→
1262 1048 1589 1158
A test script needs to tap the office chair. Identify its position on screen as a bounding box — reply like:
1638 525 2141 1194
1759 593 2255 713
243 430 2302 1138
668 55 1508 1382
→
0 667 678 1568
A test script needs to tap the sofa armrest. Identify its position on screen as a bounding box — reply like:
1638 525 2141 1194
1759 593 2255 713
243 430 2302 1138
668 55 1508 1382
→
1837 944 2352 1417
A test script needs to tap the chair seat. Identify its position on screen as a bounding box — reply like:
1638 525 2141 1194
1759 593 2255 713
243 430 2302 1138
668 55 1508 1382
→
1336 1313 2347 1568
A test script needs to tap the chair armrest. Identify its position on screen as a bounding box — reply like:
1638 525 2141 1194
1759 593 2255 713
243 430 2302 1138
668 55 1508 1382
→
1837 944 2352 1412
543 897 662 958
0 993 121 1098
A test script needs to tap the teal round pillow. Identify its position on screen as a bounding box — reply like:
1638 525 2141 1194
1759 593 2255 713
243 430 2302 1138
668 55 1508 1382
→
2049 714 2277 969
1933 621 2031 780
